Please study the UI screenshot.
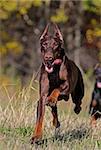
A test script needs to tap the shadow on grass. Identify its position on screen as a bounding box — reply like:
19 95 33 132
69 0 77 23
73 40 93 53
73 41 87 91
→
34 125 91 146
0 125 92 147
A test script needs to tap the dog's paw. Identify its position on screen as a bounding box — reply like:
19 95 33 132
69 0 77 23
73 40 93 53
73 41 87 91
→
30 137 36 144
74 105 81 114
47 89 60 106
90 116 97 128
30 136 41 144
55 126 61 138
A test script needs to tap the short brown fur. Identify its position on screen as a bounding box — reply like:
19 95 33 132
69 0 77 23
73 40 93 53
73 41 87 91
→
31 24 84 143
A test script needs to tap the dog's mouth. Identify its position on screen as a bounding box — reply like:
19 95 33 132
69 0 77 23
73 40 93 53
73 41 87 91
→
45 59 62 73
45 66 53 73
97 81 101 88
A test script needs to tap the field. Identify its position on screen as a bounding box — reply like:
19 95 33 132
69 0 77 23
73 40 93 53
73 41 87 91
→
0 77 101 150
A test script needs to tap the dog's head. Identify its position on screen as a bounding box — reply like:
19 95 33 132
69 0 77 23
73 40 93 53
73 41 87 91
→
40 23 64 73
94 63 101 88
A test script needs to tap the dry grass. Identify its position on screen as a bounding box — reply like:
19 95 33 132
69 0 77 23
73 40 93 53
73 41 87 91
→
0 77 101 150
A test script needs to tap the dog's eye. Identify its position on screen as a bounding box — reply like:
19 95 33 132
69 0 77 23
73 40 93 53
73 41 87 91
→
54 51 60 58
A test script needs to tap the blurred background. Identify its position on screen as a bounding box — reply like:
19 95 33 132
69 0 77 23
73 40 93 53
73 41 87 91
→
0 0 101 87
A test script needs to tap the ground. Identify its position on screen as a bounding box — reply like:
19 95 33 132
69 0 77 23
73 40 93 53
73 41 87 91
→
0 78 101 150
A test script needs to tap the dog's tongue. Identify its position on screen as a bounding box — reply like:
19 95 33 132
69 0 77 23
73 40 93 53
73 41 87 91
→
52 59 62 65
45 66 53 73
97 82 101 88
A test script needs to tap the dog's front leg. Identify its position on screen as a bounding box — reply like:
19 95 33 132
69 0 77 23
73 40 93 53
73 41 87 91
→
31 71 49 143
51 105 60 128
48 81 69 106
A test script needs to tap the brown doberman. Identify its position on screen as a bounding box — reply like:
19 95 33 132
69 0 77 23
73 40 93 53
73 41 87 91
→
89 63 101 126
31 23 84 143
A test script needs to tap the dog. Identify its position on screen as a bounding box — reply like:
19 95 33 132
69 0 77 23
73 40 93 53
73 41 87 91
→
89 63 101 126
31 23 84 143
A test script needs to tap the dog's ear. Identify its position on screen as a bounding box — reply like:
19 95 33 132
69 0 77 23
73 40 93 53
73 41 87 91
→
54 24 63 44
94 64 99 71
94 63 101 74
40 24 49 43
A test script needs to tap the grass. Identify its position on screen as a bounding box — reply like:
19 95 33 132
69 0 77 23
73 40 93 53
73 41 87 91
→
0 78 101 150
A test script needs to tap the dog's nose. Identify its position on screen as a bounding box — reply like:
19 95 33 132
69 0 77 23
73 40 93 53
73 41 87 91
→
46 61 53 69
45 56 54 65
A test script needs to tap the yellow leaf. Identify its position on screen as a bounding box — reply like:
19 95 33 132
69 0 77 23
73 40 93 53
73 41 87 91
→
2 0 17 12
51 9 68 23
91 19 97 26
0 9 9 19
19 7 27 15
6 41 23 54
92 0 101 8
0 45 7 56
33 0 42 7
0 75 11 86
0 31 10 40
94 28 101 37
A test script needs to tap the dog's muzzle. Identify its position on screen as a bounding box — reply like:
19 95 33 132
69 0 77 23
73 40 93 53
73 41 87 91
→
44 59 62 73
45 60 54 73
97 78 101 88
95 68 101 88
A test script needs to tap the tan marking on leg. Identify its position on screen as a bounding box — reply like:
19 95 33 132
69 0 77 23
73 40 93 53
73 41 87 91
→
48 89 60 104
90 115 97 127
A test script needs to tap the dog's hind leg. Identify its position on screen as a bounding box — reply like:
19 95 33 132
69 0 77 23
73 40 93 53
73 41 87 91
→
71 69 84 114
58 94 69 101
51 105 60 128
51 105 61 137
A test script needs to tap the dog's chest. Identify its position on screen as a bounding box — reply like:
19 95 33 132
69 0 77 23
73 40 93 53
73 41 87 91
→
48 66 64 93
